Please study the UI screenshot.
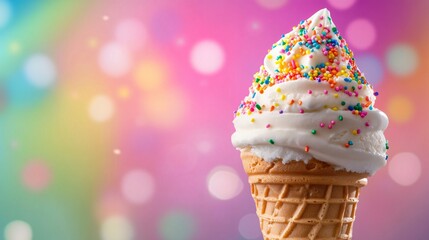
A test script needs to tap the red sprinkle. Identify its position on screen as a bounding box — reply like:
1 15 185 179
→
304 146 310 152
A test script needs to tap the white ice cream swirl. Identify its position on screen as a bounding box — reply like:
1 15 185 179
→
231 9 388 174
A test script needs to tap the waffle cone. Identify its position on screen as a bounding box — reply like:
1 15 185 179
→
241 149 368 240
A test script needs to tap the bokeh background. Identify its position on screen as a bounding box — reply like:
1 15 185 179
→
0 0 427 239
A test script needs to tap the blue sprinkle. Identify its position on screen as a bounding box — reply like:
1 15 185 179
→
348 140 354 145
369 105 373 110
385 155 389 160
344 78 352 82
252 92 256 98
348 105 354 111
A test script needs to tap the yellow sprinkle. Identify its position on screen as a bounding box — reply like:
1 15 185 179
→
250 118 255 123
331 107 338 111
274 103 279 107
333 93 339 98
276 87 281 93
358 96 363 102
281 94 286 100
267 54 273 60
352 130 358 135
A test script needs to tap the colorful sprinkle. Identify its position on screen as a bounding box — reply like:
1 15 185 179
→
269 139 275 144
266 124 271 128
311 129 317 134
338 115 343 121
304 146 310 152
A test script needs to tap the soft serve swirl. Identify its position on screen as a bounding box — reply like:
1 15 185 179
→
231 8 388 174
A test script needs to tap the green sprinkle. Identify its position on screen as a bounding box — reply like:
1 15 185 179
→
269 139 275 144
255 104 262 110
311 129 317 135
338 115 343 121
385 141 389 150
341 101 346 106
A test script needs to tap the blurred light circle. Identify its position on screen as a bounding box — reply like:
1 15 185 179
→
238 213 261 239
207 166 243 200
100 215 134 240
134 59 167 91
387 95 413 123
356 54 383 86
89 95 115 122
23 54 57 88
141 87 188 129
158 211 195 240
4 220 32 240
0 0 11 28
149 10 181 42
22 160 51 191
190 40 225 75
98 42 132 77
327 0 356 10
196 140 213 154
346 19 376 50
388 152 421 186
121 169 154 204
255 0 287 9
386 44 418 76
115 19 146 50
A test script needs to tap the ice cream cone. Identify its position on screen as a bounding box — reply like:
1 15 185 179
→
241 149 368 240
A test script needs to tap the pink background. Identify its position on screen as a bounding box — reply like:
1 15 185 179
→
0 0 427 239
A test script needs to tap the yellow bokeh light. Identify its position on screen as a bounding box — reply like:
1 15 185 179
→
9 41 21 54
134 59 167 91
88 37 98 48
141 86 187 129
117 86 131 99
387 95 414 123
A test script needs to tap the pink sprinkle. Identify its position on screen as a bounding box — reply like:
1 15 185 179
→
266 124 271 128
320 123 325 128
299 109 304 113
250 108 254 112
335 86 340 92
357 129 361 134
280 49 285 53
328 124 333 129
308 90 313 94
309 55 313 58
291 59 296 68
330 120 336 125
365 122 370 127
324 90 328 94
357 85 363 90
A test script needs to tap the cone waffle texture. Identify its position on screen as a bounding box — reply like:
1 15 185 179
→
241 149 368 240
